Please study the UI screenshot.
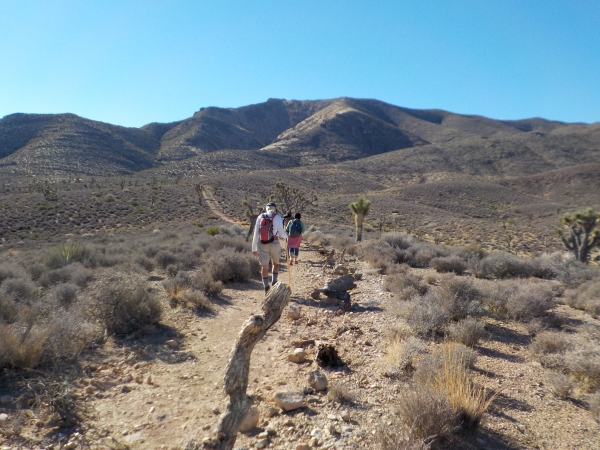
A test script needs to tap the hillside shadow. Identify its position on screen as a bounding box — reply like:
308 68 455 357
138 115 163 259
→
490 391 534 413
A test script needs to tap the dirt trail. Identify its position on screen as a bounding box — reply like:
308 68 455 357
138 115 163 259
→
202 191 238 224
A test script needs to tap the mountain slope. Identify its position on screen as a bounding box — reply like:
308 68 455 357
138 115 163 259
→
0 98 598 177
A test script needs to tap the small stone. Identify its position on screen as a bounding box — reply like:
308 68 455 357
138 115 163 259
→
308 370 328 391
63 442 78 450
327 423 337 435
256 438 268 449
309 437 319 447
239 406 259 432
0 413 8 423
134 374 143 384
265 426 276 436
340 410 350 422
212 407 220 415
149 406 155 414
267 407 279 418
288 348 307 363
257 431 269 439
145 375 153 384
287 305 301 320
273 392 305 412
327 414 337 420
296 444 310 450
84 385 95 394
122 374 133 383
334 264 349 275
121 385 131 393
165 340 179 349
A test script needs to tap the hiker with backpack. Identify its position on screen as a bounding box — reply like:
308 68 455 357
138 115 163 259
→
252 202 288 294
285 212 305 265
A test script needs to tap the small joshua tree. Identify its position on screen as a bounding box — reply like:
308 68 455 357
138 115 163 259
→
194 183 204 205
349 196 371 242
242 194 262 242
557 208 600 263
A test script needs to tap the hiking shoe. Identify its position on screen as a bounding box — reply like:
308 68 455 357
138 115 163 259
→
289 260 294 266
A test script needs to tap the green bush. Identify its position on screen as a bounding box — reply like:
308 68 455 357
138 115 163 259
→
206 227 220 236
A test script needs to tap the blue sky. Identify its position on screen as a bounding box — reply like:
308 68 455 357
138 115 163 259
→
1 0 599 127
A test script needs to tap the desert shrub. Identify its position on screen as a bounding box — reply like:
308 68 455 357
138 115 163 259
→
81 247 125 268
480 280 556 322
93 277 162 335
538 252 600 287
433 275 483 321
415 343 478 384
505 283 556 321
327 383 356 405
136 255 156 272
50 283 79 307
179 290 212 311
412 243 446 268
539 340 600 391
429 256 467 275
1 277 38 303
39 267 71 287
530 331 570 356
589 391 600 423
447 317 486 347
356 241 396 273
0 312 99 369
565 280 600 317
0 263 22 284
165 270 223 297
205 248 256 283
179 248 204 270
381 232 414 250
392 386 455 442
28 262 47 281
167 264 179 277
207 235 249 253
144 244 161 258
524 317 546 336
384 269 428 301
218 224 245 236
303 230 332 248
545 370 574 399
155 250 178 269
206 226 220 236
403 293 450 337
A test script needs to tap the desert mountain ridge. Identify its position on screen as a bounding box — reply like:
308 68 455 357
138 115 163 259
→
1 97 598 178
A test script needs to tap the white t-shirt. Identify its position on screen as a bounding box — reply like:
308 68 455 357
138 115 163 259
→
252 212 289 252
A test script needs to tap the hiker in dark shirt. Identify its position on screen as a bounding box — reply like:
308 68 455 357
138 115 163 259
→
285 212 305 265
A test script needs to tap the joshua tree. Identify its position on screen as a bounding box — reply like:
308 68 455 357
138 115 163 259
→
194 183 204 205
557 208 600 263
243 194 262 242
349 196 371 242
269 181 317 214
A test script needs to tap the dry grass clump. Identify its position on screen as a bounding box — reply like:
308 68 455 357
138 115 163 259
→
165 270 224 297
0 310 100 369
447 317 486 347
384 336 427 378
92 275 162 335
391 387 455 443
327 383 356 405
564 280 600 317
545 370 574 399
429 256 467 275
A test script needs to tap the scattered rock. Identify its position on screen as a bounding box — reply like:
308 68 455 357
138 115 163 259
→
288 348 307 363
165 340 179 349
273 392 305 412
149 406 155 414
0 413 8 423
63 442 78 450
324 275 356 292
287 304 301 320
267 407 279 418
120 385 131 393
145 374 153 384
308 370 328 391
341 410 350 422
212 407 220 415
239 406 259 432
334 264 349 275
84 385 95 394
296 444 310 450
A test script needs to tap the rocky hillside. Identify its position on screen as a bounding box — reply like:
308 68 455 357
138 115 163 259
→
1 98 599 178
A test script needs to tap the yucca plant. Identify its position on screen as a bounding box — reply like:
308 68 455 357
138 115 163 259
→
349 196 371 242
